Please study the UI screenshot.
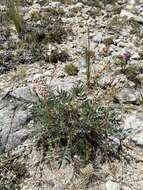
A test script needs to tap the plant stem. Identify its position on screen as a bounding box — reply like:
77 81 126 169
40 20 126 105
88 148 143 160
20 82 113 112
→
86 27 91 87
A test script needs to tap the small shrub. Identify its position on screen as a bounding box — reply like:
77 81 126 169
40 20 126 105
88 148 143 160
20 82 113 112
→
103 37 114 46
116 59 128 72
107 16 121 30
116 52 131 72
11 65 27 81
139 51 143 59
125 65 141 87
129 18 141 35
33 83 119 166
64 63 79 76
45 25 67 44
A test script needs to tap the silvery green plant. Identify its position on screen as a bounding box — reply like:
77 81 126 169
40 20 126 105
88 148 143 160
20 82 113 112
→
33 83 120 165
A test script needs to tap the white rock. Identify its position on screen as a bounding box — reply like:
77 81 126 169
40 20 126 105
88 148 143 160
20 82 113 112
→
120 10 143 24
122 186 131 190
117 88 141 104
48 1 63 8
132 132 143 146
47 78 80 92
98 72 112 88
131 52 140 60
10 87 39 103
93 32 103 43
124 113 143 132
105 180 121 190
126 0 136 10
68 3 83 13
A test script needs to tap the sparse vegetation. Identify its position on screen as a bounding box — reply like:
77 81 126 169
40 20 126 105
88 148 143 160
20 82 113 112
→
129 18 141 35
64 63 79 76
11 65 27 82
46 25 67 44
103 37 114 46
116 52 131 73
116 59 128 72
107 16 121 30
33 83 119 166
124 65 141 87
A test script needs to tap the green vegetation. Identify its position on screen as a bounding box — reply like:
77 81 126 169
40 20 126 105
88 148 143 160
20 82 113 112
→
46 25 67 44
7 0 23 34
129 18 141 35
116 58 128 72
33 83 119 166
103 37 114 46
125 65 141 87
64 63 79 76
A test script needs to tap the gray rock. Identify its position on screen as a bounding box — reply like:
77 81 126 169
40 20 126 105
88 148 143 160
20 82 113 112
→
124 113 143 132
68 3 83 13
52 184 64 190
47 78 80 92
131 132 143 146
0 91 33 154
48 1 63 8
97 72 113 88
131 52 141 60
93 32 103 43
105 180 121 190
137 74 143 85
117 88 141 104
122 186 131 190
10 87 39 103
123 113 143 146
5 129 29 152
112 74 127 88
0 102 31 153
120 10 143 24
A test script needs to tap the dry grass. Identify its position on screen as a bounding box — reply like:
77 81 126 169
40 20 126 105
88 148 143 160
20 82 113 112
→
11 65 27 82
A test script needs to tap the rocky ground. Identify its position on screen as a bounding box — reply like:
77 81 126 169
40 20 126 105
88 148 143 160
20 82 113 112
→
0 0 143 189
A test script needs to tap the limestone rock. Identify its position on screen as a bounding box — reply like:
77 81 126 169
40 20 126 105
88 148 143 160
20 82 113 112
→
47 78 81 92
123 113 143 147
116 88 141 104
105 180 121 190
120 10 143 24
131 132 143 146
10 87 39 103
124 113 143 132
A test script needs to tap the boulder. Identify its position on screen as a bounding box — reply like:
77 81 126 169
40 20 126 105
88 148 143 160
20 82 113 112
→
123 113 143 147
0 87 36 154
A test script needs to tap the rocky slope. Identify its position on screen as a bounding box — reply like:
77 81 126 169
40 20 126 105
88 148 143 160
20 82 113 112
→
0 0 143 189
